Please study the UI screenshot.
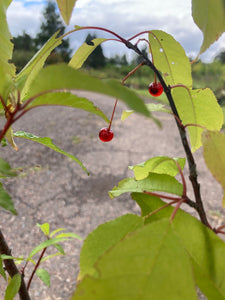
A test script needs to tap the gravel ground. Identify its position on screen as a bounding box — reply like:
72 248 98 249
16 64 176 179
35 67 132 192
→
0 91 224 299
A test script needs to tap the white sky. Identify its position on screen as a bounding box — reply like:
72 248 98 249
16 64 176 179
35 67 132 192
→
6 0 225 62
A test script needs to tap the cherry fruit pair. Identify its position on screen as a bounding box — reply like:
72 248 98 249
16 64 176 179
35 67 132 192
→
99 81 163 142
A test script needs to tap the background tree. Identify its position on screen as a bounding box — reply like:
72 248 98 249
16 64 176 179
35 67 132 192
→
12 32 36 72
35 1 71 62
132 45 149 65
84 33 106 68
107 54 128 67
215 50 225 64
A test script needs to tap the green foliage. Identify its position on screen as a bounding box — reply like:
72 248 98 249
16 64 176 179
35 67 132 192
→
13 131 89 174
2 0 225 299
109 173 183 199
0 183 17 215
27 236 82 261
16 31 62 98
0 256 6 280
73 219 198 300
35 1 71 61
36 223 50 236
192 0 225 56
148 30 192 88
56 0 77 24
133 193 225 299
82 34 106 69
121 103 170 122
202 131 225 205
129 156 185 180
0 0 15 96
0 158 17 178
4 273 21 300
12 49 36 73
172 87 224 151
36 268 50 287
22 64 151 118
69 38 107 69
73 190 225 299
78 214 143 280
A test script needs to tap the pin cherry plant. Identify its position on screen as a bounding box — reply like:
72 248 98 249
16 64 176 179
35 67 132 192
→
1 0 225 299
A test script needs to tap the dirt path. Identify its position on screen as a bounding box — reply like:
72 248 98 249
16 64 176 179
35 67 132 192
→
0 92 224 299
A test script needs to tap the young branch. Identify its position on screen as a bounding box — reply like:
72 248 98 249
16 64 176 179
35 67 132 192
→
0 229 31 300
27 247 47 291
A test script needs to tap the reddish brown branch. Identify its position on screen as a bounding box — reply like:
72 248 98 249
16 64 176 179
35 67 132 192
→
27 247 47 291
0 229 31 300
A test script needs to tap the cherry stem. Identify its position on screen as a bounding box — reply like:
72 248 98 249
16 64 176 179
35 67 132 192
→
127 30 153 42
108 62 145 131
108 99 117 131
62 26 126 44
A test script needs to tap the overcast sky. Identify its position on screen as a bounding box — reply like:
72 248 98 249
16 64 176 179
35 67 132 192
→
6 0 225 62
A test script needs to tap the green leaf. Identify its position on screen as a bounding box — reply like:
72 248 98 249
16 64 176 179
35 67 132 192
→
36 223 50 236
121 103 170 122
50 228 66 238
78 214 143 280
40 252 63 263
1 254 36 265
0 158 17 178
0 257 6 280
4 273 21 300
109 173 183 199
55 232 82 240
0 183 17 215
148 30 192 88
69 38 107 69
36 268 50 287
192 0 225 55
13 131 88 174
16 31 62 98
202 130 225 206
173 209 225 299
24 92 110 123
56 0 77 25
23 64 150 118
28 237 72 260
132 192 225 299
72 219 197 300
53 243 65 255
1 255 24 261
5 128 18 152
172 87 224 151
129 156 186 180
0 0 15 96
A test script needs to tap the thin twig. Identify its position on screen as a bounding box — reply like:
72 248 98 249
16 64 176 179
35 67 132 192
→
144 199 179 220
27 247 47 291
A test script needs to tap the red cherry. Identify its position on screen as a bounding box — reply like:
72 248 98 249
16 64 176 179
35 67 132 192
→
99 127 114 142
148 82 163 97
